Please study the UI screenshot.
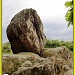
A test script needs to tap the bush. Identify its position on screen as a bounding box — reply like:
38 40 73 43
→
45 39 73 51
2 42 12 54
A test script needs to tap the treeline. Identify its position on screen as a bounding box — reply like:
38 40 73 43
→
2 39 73 54
45 39 73 51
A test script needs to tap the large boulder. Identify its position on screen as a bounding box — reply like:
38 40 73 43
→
6 8 46 54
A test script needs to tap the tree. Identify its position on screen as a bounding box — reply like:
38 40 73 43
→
65 0 73 27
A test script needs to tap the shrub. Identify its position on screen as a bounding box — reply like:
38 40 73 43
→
2 42 12 54
45 39 73 51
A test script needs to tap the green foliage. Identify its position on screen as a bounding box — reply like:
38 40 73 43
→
45 39 73 51
65 0 73 27
65 1 73 7
45 40 61 48
2 42 12 54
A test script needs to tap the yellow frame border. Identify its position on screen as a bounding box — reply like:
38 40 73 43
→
0 0 74 75
74 0 75 75
0 0 2 74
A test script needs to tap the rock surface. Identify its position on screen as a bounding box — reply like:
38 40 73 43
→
3 52 41 74
6 8 46 54
2 47 73 75
41 46 73 59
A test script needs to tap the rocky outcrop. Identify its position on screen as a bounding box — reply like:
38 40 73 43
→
6 8 46 54
2 47 73 75
41 46 73 59
3 52 41 74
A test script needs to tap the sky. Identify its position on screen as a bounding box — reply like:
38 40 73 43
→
2 0 73 43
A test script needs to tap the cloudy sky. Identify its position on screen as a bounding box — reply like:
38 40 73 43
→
2 0 73 43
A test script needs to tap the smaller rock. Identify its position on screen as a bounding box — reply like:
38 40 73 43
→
41 46 72 60
63 65 71 71
12 67 32 75
2 56 20 74
21 61 32 67
2 53 41 74
64 69 73 75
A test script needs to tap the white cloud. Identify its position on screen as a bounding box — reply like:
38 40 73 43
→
2 0 67 27
2 0 73 43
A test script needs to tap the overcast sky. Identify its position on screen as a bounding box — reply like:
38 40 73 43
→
2 0 73 43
